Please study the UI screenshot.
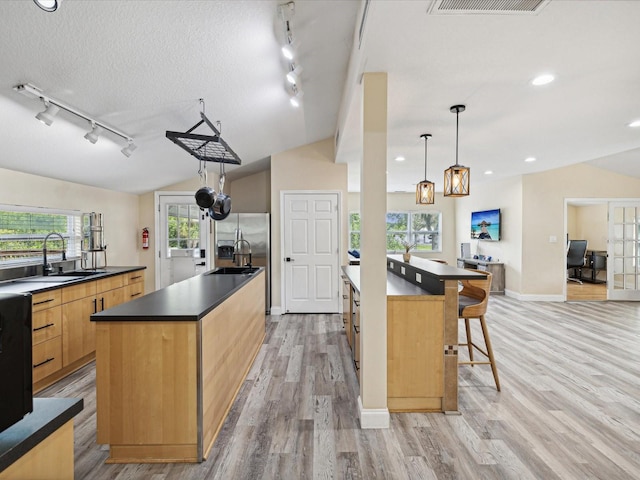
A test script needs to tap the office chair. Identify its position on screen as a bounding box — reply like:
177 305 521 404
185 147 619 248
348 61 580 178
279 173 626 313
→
567 240 588 284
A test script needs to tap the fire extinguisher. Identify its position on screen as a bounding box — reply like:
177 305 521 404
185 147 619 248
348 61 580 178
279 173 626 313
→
142 227 149 249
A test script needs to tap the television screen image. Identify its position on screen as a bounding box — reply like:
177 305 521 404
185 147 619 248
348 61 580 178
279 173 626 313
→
471 209 501 241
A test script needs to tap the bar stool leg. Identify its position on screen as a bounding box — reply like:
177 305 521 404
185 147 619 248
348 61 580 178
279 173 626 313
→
479 314 500 391
464 318 474 364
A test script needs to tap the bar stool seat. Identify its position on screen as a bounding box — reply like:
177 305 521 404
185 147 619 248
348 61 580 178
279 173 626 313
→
458 269 500 391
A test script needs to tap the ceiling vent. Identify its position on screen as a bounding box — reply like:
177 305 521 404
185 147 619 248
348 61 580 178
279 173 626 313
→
428 0 550 15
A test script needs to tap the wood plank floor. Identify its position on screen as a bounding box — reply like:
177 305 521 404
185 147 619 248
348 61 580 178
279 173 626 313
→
566 281 607 301
38 296 640 479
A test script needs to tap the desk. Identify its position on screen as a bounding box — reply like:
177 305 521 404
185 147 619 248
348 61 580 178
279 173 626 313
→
582 250 607 284
457 258 505 293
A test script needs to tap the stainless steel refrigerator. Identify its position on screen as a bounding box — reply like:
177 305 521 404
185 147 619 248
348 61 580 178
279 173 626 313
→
214 213 270 313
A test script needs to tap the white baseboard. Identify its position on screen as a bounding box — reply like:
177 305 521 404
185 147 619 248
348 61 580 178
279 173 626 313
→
269 306 283 316
505 289 564 302
358 396 390 429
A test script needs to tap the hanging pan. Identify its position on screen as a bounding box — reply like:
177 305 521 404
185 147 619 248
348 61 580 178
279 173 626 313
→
210 163 231 221
195 161 216 209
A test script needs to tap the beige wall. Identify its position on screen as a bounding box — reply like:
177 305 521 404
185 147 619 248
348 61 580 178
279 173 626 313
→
522 163 640 296
348 192 458 264
270 138 348 311
573 203 608 251
455 176 524 295
228 169 270 213
0 167 139 268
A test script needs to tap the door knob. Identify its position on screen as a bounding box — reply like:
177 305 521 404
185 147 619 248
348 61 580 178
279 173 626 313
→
285 257 295 262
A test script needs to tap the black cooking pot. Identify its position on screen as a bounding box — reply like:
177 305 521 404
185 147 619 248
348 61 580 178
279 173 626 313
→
209 204 230 221
195 186 216 209
209 174 231 220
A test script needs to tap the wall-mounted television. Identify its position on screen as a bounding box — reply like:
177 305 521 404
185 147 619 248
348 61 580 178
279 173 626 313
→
471 208 501 241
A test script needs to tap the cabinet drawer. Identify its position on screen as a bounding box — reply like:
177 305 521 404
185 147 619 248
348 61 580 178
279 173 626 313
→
476 264 488 272
62 280 97 303
125 282 144 301
125 270 145 285
33 336 63 383
31 289 62 312
97 274 124 293
32 305 62 345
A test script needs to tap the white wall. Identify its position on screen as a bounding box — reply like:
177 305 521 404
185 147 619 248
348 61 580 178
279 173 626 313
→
0 167 139 267
573 203 608 251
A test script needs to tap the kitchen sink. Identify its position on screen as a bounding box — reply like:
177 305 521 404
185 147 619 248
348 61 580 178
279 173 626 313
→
14 276 83 283
208 267 259 275
54 270 105 277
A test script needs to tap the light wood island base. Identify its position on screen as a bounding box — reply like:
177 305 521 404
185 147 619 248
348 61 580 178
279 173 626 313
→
95 271 265 463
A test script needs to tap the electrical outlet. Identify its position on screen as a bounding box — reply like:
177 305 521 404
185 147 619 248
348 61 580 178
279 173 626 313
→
416 273 422 283
389 262 394 269
401 266 405 275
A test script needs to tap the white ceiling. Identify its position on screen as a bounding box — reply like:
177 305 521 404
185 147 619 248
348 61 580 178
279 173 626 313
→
1 1 639 196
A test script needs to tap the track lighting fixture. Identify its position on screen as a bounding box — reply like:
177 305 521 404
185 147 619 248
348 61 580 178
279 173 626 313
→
286 65 303 85
121 141 137 157
33 0 62 12
84 123 103 144
14 83 136 157
289 87 304 108
35 102 59 126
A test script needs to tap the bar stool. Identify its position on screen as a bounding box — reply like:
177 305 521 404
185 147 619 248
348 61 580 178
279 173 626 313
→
458 269 500 391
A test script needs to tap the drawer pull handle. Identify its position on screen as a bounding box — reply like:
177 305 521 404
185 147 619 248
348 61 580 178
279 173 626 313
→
354 300 360 306
131 275 142 280
131 292 142 297
33 323 55 332
34 357 55 368
353 325 360 333
354 360 360 371
33 298 54 306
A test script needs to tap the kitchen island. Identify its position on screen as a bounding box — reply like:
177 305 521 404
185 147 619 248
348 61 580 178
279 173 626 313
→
342 256 484 413
91 268 265 464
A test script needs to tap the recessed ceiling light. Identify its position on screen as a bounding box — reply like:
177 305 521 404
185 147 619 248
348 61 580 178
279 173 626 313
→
394 156 405 162
525 157 536 162
531 74 555 86
629 120 640 128
484 170 493 175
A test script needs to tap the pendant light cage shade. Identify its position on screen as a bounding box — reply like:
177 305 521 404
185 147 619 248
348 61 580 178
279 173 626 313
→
417 133 435 204
416 180 435 204
444 104 470 197
443 165 470 197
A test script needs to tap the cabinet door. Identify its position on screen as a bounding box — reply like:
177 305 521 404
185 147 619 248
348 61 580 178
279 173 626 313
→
100 287 126 311
32 305 62 345
62 296 97 366
341 277 352 347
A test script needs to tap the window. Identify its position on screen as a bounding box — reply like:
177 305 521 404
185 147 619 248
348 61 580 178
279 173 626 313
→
349 210 442 253
0 205 82 267
167 204 201 249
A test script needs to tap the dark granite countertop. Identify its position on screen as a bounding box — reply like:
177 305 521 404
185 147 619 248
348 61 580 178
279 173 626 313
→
0 266 146 295
342 265 435 296
0 397 83 473
387 255 486 280
91 267 265 322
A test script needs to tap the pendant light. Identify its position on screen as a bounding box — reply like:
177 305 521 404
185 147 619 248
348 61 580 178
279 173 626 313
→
444 104 470 197
416 133 435 205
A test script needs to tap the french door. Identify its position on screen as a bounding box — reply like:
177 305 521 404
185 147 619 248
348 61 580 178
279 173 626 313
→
282 192 340 313
607 202 640 300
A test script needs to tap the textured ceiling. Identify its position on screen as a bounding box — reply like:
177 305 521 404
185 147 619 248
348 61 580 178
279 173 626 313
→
0 0 358 194
0 1 639 196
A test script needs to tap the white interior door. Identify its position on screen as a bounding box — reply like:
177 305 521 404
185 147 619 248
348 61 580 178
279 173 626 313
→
283 192 340 313
608 202 640 300
157 193 210 289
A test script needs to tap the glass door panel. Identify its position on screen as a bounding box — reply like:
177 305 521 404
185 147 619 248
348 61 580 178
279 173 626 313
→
608 203 640 300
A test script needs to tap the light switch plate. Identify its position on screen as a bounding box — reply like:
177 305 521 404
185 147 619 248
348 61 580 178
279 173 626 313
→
401 266 405 275
389 262 394 269
416 273 422 283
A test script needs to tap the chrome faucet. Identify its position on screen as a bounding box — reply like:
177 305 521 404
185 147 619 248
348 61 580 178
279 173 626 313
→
233 239 252 267
43 232 66 276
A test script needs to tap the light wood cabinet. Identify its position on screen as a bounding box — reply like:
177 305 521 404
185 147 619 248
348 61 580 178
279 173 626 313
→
32 269 145 392
341 275 352 347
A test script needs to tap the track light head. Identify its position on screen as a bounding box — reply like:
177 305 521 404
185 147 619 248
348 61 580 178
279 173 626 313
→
33 0 62 12
286 65 303 85
289 89 304 108
84 123 103 144
121 141 137 157
35 103 59 126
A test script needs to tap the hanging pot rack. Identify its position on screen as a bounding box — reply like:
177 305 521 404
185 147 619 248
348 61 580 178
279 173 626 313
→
165 106 242 165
